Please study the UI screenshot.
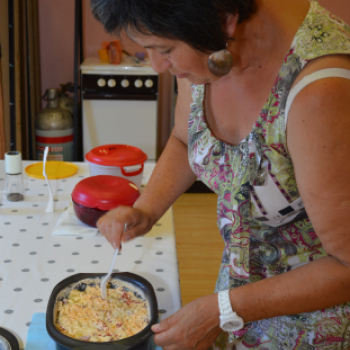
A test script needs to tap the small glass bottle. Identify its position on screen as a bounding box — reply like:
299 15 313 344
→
5 151 24 202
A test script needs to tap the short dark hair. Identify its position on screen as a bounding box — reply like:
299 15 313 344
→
90 0 256 53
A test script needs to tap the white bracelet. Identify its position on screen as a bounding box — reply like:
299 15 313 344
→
217 290 244 332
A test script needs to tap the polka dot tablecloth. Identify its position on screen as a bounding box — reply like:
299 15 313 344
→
0 161 181 350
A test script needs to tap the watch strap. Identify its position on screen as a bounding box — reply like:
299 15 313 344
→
218 290 244 332
218 289 233 317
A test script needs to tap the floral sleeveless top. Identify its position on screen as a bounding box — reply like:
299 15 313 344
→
188 2 350 349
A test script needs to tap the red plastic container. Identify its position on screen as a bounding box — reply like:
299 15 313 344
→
71 175 140 227
85 144 148 189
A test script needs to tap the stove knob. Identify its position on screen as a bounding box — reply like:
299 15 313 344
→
145 79 154 88
121 79 130 88
134 79 143 88
97 78 106 87
108 79 116 87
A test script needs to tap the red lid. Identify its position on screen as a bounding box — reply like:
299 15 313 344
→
85 144 148 167
71 175 140 211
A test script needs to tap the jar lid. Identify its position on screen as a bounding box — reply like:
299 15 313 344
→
85 144 148 167
71 175 140 211
5 151 22 175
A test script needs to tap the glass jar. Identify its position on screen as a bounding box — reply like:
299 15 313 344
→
4 151 24 202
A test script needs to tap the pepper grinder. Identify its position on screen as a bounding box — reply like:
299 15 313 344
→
4 151 24 202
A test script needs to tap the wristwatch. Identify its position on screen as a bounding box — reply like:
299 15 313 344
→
218 290 244 332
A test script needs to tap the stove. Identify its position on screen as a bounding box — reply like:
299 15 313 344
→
80 57 159 160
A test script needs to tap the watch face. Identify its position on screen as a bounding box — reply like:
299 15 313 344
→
222 320 244 332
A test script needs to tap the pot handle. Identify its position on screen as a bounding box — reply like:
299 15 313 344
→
121 164 144 177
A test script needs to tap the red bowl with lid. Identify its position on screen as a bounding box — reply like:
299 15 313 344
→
85 144 148 189
71 175 140 227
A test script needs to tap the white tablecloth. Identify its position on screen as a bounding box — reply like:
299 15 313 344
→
0 161 181 349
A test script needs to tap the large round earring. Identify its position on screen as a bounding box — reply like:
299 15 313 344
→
207 43 233 77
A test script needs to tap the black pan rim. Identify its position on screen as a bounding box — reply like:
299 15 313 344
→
0 327 20 350
46 272 158 349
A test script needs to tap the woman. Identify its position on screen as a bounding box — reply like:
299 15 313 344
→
91 0 350 348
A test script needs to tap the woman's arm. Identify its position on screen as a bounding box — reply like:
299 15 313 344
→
97 78 197 247
132 129 197 223
230 57 350 322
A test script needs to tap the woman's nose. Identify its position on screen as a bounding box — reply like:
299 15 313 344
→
148 51 172 73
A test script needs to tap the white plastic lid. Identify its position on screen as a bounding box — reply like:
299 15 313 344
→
5 151 22 174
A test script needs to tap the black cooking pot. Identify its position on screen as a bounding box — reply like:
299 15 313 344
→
46 273 158 350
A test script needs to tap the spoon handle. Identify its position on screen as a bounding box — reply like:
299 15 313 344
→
100 223 127 299
107 248 119 276
106 223 126 275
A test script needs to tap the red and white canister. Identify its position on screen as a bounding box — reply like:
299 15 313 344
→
85 144 148 189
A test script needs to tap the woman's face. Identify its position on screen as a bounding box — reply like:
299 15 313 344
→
128 30 218 85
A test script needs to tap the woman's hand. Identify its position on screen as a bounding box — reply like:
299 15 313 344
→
96 205 154 248
152 294 222 350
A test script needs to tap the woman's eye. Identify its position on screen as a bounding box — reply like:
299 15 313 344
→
161 49 172 55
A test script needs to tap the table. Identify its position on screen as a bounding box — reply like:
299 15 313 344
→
0 161 181 349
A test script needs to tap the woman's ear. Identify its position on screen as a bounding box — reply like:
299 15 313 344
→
225 13 239 38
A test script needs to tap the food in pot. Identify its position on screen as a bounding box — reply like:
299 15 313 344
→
55 284 149 342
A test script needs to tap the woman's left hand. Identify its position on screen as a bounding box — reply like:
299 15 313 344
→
152 293 222 350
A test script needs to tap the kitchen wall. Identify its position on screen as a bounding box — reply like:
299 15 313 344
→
38 0 156 96
37 0 350 156
38 0 173 157
38 0 75 100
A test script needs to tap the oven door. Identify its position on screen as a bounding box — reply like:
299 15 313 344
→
82 96 158 160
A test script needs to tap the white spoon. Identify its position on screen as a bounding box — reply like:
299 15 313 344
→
100 224 126 299
100 247 119 300
43 147 54 213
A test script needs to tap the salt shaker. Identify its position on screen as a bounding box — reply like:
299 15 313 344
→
4 151 24 202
